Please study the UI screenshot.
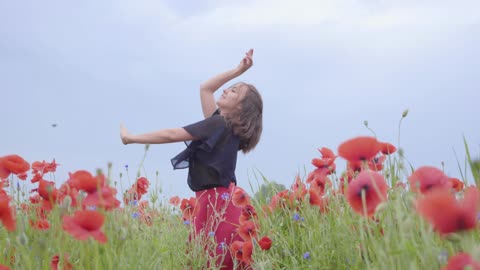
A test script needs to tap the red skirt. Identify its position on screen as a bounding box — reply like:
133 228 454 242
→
192 183 244 269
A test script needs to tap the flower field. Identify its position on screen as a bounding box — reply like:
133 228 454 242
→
1 134 480 270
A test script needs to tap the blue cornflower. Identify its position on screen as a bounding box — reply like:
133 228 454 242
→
303 252 311 260
477 212 480 221
86 206 97 211
437 250 448 264
220 192 230 201
218 242 226 250
293 213 303 221
129 200 138 207
208 231 215 237
125 164 129 169
132 212 140 219
183 220 190 225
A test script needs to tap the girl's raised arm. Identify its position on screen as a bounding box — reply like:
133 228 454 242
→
199 49 253 118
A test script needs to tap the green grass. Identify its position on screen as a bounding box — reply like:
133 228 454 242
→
1 137 480 269
1 175 479 270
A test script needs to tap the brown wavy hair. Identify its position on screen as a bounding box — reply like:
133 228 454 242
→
225 83 263 153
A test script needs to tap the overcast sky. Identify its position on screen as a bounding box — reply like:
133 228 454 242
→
1 0 479 200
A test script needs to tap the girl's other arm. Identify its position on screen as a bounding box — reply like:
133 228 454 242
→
120 124 195 145
199 49 253 118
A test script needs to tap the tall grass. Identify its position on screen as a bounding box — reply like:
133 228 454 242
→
1 135 480 269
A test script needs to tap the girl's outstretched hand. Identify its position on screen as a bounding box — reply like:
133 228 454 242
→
120 123 131 145
237 49 254 73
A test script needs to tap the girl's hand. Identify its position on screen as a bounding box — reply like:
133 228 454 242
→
237 49 254 73
120 124 131 145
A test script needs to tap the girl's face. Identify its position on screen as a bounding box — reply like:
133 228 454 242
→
216 83 248 115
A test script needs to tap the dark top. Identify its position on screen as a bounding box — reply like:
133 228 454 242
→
171 110 240 192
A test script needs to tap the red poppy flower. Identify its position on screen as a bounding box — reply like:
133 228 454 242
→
379 142 397 155
51 254 73 270
395 182 406 190
169 196 180 207
338 136 381 163
337 170 356 194
135 177 150 196
415 187 480 235
180 197 197 220
408 166 451 194
269 189 295 210
308 188 329 213
232 187 251 207
0 155 30 179
82 186 120 211
290 175 307 203
311 157 334 168
30 173 43 183
0 194 16 231
0 165 9 180
137 210 153 226
310 175 332 196
239 204 257 223
0 182 7 196
32 159 59 175
442 253 480 270
258 236 272 250
0 264 10 270
241 240 253 264
62 210 107 243
38 179 58 202
230 240 253 265
29 219 50 230
307 168 329 186
449 178 464 192
319 147 336 159
67 170 105 194
312 147 337 172
57 183 79 208
237 220 258 241
22 197 51 220
17 173 27 180
346 170 388 216
263 192 281 210
137 200 149 210
368 155 386 171
123 188 140 205
230 241 245 262
347 161 364 173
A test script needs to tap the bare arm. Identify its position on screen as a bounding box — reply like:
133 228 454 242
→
199 49 254 118
120 124 195 145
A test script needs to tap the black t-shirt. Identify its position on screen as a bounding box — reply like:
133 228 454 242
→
171 110 240 191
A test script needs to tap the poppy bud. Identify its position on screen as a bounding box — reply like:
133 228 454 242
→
61 196 72 209
402 109 409 118
120 227 128 241
17 232 29 246
375 202 388 214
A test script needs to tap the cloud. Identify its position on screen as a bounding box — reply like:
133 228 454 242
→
106 0 479 58
168 0 480 30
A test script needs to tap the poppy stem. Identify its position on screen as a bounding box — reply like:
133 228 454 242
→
361 189 368 217
136 144 150 178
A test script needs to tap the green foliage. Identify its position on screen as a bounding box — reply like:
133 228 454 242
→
253 181 286 205
2 134 480 269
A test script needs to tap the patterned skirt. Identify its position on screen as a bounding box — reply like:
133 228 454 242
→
192 183 245 269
